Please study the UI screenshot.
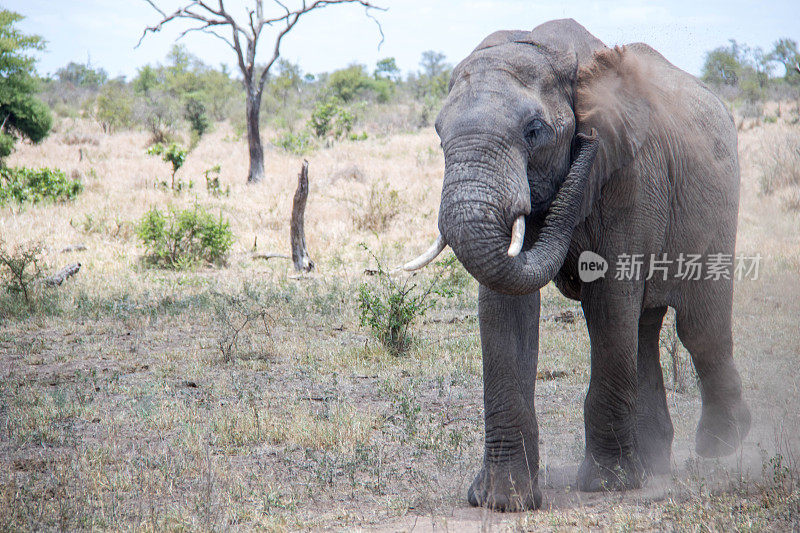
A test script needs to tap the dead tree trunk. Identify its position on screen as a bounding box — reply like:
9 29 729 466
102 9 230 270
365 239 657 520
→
291 160 314 272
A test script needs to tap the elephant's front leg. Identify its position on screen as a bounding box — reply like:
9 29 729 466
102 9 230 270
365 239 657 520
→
468 285 542 511
577 282 645 491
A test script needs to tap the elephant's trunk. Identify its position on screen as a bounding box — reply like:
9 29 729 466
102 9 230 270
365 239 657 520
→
438 131 598 295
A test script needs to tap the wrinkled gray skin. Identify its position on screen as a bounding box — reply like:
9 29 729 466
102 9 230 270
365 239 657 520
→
434 19 751 511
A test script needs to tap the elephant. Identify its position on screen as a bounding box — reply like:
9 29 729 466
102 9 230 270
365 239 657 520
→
403 19 751 511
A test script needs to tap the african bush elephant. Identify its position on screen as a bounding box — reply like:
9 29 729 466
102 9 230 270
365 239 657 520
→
404 19 751 510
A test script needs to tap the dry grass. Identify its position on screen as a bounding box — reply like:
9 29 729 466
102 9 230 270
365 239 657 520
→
0 109 798 530
755 126 800 205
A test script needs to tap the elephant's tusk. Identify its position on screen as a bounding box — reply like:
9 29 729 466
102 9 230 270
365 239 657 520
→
402 235 447 271
507 216 525 257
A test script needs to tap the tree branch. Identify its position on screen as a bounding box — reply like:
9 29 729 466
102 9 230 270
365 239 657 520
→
218 0 250 78
137 0 202 48
185 26 237 51
140 0 385 86
255 0 386 93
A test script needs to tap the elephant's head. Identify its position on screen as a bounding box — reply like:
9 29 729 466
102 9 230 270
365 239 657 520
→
405 19 608 294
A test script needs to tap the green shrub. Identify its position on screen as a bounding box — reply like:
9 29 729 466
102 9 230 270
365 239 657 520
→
95 83 133 133
273 130 314 154
357 246 460 355
185 96 210 138
327 65 373 102
135 90 182 144
0 132 15 159
136 205 233 269
0 11 53 164
437 254 470 293
146 142 187 190
348 132 368 141
203 164 229 197
0 166 82 205
308 98 354 140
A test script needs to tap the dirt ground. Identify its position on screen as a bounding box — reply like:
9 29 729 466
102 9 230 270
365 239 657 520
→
0 111 798 531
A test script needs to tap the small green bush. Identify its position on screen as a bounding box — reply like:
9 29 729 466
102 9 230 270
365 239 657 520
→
357 246 461 355
185 96 210 138
95 83 133 133
327 65 373 102
273 130 314 154
0 166 82 205
136 206 233 269
203 165 229 197
146 142 187 190
0 133 15 159
308 98 354 140
348 132 368 141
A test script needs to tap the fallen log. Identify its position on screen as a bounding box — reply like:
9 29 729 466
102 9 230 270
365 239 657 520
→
45 263 81 286
60 244 87 253
252 252 290 261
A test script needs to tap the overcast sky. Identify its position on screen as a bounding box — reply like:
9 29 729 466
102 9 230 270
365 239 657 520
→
4 0 799 80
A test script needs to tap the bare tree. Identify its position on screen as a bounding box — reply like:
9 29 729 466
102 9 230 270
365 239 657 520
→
138 0 384 184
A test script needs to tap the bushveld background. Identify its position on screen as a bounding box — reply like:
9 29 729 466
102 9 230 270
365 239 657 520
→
1 25 799 531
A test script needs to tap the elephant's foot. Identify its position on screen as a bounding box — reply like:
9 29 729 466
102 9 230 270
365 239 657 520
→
577 451 644 492
637 418 674 475
638 435 672 475
695 400 751 457
467 462 542 511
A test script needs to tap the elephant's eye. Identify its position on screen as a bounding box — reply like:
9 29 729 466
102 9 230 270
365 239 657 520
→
525 119 548 144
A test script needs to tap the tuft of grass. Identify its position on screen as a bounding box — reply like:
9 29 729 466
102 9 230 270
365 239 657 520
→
780 187 800 212
352 181 403 233
757 129 800 200
210 399 376 454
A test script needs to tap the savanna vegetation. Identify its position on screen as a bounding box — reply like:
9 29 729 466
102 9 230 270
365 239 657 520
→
0 7 799 530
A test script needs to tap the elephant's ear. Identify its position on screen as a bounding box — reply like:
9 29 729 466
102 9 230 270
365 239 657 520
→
575 46 657 219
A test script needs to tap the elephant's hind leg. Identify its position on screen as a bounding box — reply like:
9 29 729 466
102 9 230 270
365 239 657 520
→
636 306 674 474
676 280 750 457
468 285 542 511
